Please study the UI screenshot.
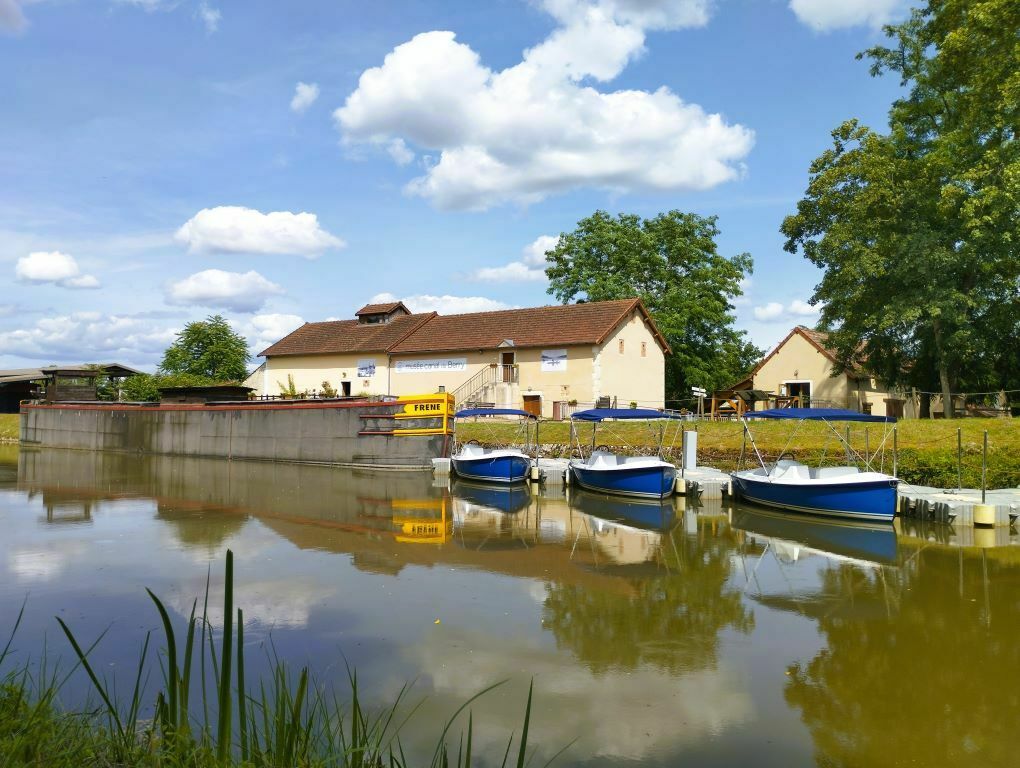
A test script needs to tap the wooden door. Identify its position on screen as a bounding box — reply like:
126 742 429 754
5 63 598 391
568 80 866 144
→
523 395 541 417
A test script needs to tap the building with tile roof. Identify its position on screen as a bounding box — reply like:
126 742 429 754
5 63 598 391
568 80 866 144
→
254 298 668 417
736 325 911 418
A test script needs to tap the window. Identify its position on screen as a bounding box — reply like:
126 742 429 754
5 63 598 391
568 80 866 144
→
618 339 625 354
641 342 647 357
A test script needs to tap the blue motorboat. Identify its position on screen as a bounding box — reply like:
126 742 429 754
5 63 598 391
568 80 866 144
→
451 407 536 484
730 408 899 523
568 408 682 499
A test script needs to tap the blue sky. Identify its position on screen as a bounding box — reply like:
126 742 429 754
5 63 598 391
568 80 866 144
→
0 0 912 370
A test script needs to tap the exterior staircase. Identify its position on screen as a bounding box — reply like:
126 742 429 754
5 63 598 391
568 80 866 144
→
450 364 519 410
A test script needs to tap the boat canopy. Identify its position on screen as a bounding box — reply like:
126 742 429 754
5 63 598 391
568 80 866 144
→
746 407 896 424
571 408 682 421
454 407 536 419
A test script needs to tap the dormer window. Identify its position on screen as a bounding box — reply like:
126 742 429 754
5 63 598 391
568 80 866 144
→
354 301 411 324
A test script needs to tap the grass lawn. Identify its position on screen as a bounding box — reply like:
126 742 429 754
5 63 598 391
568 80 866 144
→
0 413 18 441
458 417 1020 488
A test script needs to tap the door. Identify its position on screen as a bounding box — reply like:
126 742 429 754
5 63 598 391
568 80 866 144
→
341 381 352 397
523 395 541 417
501 352 515 383
785 381 810 406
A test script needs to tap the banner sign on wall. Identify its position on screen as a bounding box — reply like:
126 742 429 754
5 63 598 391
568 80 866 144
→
357 359 376 378
394 358 467 374
540 349 568 372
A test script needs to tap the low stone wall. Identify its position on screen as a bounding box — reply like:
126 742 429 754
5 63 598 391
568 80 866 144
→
20 398 451 469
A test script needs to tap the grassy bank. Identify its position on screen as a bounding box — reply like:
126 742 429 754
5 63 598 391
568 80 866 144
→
0 413 18 442
0 551 552 768
459 418 1020 488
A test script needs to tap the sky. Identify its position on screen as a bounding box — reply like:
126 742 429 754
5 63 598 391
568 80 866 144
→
0 0 913 370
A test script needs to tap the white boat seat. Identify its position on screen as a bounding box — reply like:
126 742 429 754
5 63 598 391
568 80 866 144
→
810 466 861 479
774 463 811 480
459 443 487 457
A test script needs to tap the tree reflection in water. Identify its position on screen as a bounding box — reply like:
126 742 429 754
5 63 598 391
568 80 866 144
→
781 546 1020 768
541 521 754 674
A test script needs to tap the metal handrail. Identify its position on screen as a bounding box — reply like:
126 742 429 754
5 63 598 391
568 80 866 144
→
450 363 518 404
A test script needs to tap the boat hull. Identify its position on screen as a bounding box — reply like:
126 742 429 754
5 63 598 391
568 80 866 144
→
731 473 897 522
570 463 676 499
452 454 531 484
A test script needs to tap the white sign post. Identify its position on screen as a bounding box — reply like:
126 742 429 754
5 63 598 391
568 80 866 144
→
691 386 707 418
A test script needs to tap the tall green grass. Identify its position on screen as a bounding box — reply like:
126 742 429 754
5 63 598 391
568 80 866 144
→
1 550 565 767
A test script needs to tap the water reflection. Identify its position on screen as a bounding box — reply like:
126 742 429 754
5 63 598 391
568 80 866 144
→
4 448 1020 766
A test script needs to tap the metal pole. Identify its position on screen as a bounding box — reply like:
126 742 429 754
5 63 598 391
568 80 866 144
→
864 427 870 467
892 426 898 478
982 430 988 504
845 425 852 464
957 427 963 491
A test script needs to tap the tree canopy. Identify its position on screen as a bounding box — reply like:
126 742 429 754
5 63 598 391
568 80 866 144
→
781 0 1019 416
159 315 250 381
545 210 761 404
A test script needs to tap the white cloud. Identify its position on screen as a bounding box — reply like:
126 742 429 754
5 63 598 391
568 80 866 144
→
166 269 284 312
753 302 785 321
752 299 822 322
369 291 512 315
789 0 910 31
196 2 220 33
788 298 820 316
15 251 101 289
386 138 414 166
290 81 320 114
335 0 753 211
0 313 178 363
472 234 559 282
0 0 27 33
241 312 304 353
175 206 345 258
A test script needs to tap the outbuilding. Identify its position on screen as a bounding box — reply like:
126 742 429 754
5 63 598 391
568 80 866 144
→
254 298 669 418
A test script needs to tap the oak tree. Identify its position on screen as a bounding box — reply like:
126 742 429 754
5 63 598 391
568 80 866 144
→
545 210 760 404
781 0 1020 416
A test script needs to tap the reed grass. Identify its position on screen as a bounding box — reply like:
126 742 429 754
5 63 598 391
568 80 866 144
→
0 551 559 767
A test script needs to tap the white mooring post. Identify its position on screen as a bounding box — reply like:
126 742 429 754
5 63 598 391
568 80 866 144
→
682 430 698 473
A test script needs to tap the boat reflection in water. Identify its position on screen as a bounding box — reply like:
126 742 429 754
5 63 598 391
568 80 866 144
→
732 506 898 567
450 478 531 515
568 488 677 533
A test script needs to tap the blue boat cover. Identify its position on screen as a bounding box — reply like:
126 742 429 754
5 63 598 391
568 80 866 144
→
747 407 895 423
454 407 536 419
572 408 682 421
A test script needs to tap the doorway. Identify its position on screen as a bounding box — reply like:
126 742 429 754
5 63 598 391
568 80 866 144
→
522 394 542 417
501 351 515 383
341 381 352 397
785 381 811 406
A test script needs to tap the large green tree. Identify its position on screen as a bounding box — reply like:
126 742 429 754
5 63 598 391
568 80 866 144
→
781 0 1019 416
545 210 761 404
159 315 250 381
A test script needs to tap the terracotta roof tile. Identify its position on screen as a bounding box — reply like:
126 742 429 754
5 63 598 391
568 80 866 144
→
390 299 669 354
260 299 670 358
260 313 434 357
355 301 408 316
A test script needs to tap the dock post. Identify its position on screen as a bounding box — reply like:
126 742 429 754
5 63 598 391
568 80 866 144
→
682 430 698 473
893 426 898 478
957 427 963 491
982 430 988 504
974 430 994 527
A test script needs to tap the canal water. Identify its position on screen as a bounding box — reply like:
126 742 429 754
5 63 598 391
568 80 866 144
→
1 445 1018 767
